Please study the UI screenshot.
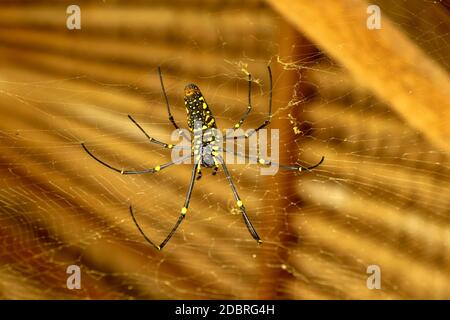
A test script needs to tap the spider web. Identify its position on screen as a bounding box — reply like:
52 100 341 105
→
0 0 449 299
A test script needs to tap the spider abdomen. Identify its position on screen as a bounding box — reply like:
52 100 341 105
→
184 84 217 131
184 83 219 169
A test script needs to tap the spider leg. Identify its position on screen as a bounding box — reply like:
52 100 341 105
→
130 163 200 250
81 143 190 174
227 149 324 172
158 67 191 141
215 155 261 244
128 115 190 150
230 73 253 130
196 166 202 181
257 155 324 172
224 66 272 140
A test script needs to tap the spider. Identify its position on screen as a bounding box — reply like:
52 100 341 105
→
81 66 324 250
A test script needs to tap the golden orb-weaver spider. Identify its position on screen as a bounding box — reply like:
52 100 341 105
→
82 66 324 250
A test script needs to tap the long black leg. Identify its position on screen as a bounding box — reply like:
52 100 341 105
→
225 66 272 140
263 156 324 171
130 163 200 250
216 155 261 244
231 73 253 130
81 143 190 175
158 67 191 141
128 115 190 149
227 150 324 172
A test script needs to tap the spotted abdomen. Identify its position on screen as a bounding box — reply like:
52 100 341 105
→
184 84 217 131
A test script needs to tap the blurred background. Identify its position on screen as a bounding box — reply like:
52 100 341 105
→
0 0 449 299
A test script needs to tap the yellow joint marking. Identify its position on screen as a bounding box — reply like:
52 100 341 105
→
234 124 240 128
202 102 207 109
120 169 124 174
298 167 303 172
199 97 204 101
257 240 263 245
168 144 173 149
258 158 266 165
154 165 161 172
237 200 243 208
155 245 161 250
244 133 249 138
181 207 187 215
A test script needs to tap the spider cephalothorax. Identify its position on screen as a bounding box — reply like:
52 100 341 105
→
82 66 324 250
